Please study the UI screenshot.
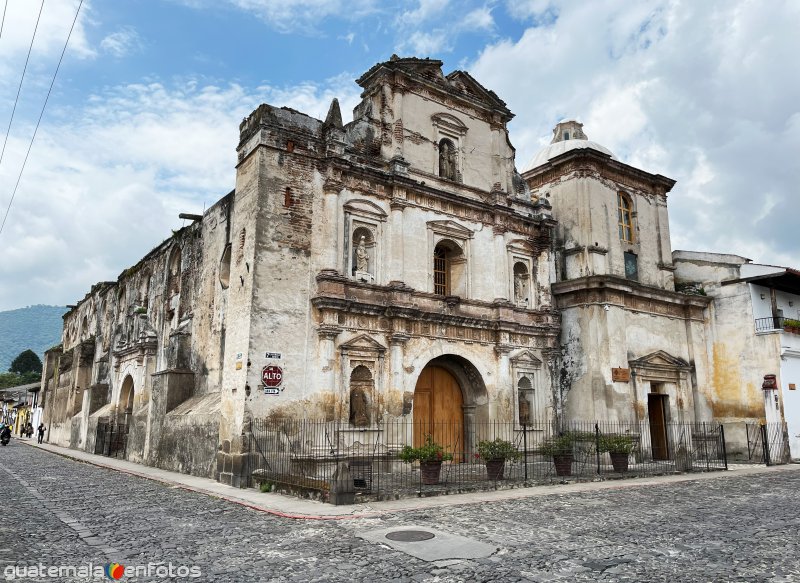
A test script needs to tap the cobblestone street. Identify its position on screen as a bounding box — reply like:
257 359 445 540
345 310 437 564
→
2 442 799 582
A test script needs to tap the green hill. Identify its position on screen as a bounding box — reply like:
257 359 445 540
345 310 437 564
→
0 305 67 372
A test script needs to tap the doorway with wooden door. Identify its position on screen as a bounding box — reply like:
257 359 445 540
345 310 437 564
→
648 392 670 460
413 365 464 462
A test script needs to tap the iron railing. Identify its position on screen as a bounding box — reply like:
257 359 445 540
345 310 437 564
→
94 421 128 459
746 422 790 465
245 418 727 503
754 316 800 333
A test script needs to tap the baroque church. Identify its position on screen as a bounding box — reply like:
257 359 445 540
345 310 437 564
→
39 56 791 485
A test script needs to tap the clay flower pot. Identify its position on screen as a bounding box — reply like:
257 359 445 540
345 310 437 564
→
419 461 443 485
485 459 506 481
552 453 574 477
610 452 629 473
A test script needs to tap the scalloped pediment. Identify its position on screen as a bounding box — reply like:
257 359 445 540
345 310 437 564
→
343 198 388 219
427 220 474 239
507 239 533 254
510 349 542 368
431 112 468 134
339 334 386 353
445 70 510 112
629 351 689 369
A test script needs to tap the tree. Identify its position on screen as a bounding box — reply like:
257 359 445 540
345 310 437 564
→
10 349 42 375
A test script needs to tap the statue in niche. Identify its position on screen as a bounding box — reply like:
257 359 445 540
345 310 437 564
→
514 271 529 304
439 139 456 180
349 386 370 427
518 393 531 425
355 236 369 273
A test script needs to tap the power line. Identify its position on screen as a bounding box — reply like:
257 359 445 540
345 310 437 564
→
0 1 8 43
0 0 44 173
0 0 84 237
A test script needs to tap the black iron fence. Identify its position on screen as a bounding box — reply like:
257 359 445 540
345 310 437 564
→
246 418 727 503
94 421 128 459
745 422 790 465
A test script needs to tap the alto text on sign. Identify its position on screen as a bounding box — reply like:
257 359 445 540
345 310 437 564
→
262 365 283 387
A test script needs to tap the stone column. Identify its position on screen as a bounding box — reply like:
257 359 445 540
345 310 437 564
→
495 345 512 393
389 332 410 395
389 199 407 285
321 186 340 272
493 226 507 301
463 405 477 454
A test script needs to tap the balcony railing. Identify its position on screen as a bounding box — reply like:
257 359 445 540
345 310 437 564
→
754 316 800 333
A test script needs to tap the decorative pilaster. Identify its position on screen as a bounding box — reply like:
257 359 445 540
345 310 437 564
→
389 198 407 285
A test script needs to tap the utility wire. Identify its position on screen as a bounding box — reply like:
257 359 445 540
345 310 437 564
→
0 0 84 237
0 1 7 43
0 0 44 173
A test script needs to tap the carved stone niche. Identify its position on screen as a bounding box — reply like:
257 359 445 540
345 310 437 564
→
339 334 386 427
510 350 544 428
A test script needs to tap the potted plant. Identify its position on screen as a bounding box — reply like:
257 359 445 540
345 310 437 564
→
398 434 454 485
476 438 521 480
783 318 800 334
598 434 635 472
539 433 576 477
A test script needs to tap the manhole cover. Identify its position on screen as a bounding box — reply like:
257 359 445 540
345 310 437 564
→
386 530 435 542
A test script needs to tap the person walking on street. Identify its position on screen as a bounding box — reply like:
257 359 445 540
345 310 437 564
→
37 423 45 444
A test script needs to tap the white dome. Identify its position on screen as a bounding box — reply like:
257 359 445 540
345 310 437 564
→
522 139 615 173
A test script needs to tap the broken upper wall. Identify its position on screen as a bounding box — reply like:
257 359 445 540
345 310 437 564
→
351 56 518 197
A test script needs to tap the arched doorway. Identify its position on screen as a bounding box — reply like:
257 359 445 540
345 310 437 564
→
413 366 464 461
119 375 135 417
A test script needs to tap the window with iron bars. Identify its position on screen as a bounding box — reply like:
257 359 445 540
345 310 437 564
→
434 246 449 295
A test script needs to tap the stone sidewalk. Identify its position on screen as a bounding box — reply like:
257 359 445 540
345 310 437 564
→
24 439 800 519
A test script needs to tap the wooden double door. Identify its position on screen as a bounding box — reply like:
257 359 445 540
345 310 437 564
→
413 366 464 461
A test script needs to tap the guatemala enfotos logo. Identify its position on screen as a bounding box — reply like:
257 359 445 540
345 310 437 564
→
105 563 125 580
2 562 201 580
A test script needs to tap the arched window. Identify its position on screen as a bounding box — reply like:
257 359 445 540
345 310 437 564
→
433 240 465 296
618 192 634 243
219 244 232 289
438 138 457 181
349 365 373 427
433 245 449 295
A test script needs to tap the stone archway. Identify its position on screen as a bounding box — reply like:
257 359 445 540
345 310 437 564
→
119 375 135 417
412 354 488 459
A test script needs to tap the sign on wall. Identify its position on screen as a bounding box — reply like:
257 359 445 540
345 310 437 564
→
612 368 631 382
262 365 283 388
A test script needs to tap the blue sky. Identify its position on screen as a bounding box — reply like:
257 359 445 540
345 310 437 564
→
0 0 799 311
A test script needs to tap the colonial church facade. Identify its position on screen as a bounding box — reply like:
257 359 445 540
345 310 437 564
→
39 56 790 484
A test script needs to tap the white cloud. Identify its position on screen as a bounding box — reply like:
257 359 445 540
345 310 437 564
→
226 0 379 33
0 0 95 95
397 0 450 27
100 27 143 57
0 74 362 311
460 6 495 31
471 0 800 265
400 30 452 55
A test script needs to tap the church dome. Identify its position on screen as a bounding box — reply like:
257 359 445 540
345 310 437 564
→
522 121 614 173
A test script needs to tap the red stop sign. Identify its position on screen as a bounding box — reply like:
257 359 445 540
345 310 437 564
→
262 365 283 387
